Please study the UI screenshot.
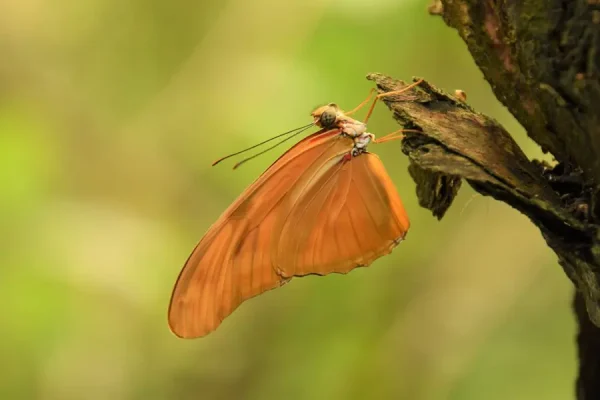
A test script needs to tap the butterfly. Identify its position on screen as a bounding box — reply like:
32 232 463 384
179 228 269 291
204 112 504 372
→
169 80 423 338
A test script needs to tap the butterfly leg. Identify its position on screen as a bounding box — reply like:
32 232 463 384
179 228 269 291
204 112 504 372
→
363 79 424 124
373 130 405 144
344 88 376 117
373 128 423 144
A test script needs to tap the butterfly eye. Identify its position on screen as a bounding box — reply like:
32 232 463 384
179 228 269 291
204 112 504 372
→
320 109 337 128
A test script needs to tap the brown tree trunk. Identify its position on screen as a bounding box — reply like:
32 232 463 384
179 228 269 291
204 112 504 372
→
575 292 600 398
369 1 600 397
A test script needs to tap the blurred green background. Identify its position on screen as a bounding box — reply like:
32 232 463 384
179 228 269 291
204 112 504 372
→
0 0 575 399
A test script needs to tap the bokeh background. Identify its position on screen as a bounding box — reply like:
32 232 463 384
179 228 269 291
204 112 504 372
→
0 0 575 399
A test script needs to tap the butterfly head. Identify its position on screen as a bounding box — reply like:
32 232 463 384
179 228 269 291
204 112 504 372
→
311 103 344 129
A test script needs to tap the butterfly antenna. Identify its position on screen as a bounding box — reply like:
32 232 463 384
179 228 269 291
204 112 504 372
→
459 193 481 216
232 124 315 169
212 122 315 166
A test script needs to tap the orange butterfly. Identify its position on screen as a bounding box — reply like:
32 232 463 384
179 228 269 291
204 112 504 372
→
169 80 423 338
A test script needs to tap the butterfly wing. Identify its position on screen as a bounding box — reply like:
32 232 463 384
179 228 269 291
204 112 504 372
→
275 151 410 276
168 129 353 338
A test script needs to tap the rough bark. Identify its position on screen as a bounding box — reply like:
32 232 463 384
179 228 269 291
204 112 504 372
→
367 1 600 395
575 292 600 399
441 0 600 182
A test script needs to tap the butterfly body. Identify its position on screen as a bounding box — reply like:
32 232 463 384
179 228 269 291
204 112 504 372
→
169 100 411 338
312 103 375 158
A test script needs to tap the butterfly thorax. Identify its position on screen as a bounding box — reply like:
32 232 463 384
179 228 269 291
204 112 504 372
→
339 118 367 137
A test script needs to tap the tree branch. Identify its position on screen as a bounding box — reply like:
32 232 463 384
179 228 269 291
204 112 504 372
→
575 291 600 398
366 72 600 335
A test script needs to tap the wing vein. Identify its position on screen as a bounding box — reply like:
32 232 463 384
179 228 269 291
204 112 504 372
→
351 172 385 245
288 161 345 274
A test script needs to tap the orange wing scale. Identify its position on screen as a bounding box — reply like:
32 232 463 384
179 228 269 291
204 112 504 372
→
169 129 409 338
